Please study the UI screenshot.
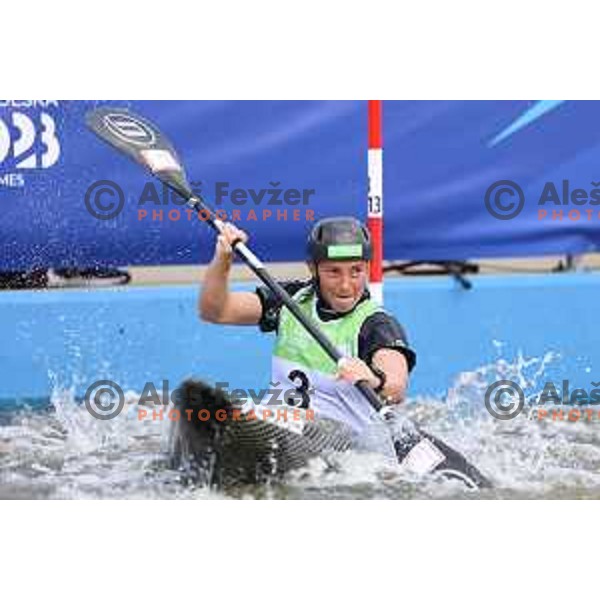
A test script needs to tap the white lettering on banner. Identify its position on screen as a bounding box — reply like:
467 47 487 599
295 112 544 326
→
0 112 61 170
0 100 59 108
13 112 37 168
40 113 60 168
0 119 9 164
0 173 25 187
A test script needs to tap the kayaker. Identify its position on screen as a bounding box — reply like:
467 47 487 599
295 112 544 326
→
199 216 416 434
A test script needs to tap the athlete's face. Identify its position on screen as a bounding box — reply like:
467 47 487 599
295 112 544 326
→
312 260 369 312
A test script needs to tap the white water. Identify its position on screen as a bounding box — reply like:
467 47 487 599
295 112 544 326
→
2 353 600 499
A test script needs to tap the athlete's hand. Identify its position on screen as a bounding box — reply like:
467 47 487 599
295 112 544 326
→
214 223 248 263
336 357 380 389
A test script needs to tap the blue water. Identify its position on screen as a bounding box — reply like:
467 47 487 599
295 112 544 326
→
2 273 599 498
2 352 600 499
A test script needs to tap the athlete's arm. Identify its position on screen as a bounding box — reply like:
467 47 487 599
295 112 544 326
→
340 311 417 404
336 352 408 403
199 223 263 325
370 348 409 403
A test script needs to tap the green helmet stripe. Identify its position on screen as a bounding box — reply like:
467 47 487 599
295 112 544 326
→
327 244 363 259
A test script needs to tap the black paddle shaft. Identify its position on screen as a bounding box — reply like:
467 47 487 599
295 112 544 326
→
84 106 383 411
182 192 385 413
85 107 491 489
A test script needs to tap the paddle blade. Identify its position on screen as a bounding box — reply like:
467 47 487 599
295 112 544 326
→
85 106 193 198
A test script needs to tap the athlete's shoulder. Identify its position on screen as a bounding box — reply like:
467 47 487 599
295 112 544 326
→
256 279 313 333
359 310 417 372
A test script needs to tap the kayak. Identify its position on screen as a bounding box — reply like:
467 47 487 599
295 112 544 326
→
169 379 491 490
85 109 490 492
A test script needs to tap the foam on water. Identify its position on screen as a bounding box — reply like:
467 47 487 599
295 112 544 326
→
1 352 600 499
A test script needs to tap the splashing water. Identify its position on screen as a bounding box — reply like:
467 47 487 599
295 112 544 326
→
2 352 600 499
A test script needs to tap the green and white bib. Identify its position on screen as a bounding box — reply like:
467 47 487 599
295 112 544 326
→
272 287 381 434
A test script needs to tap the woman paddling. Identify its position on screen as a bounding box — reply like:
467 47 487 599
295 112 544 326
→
199 216 417 437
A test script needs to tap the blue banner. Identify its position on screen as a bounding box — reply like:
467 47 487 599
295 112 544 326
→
1 100 600 270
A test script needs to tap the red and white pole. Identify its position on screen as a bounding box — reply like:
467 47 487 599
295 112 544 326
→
368 100 383 305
